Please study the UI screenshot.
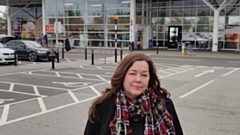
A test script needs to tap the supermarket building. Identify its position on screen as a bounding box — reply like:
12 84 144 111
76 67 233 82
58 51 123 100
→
0 0 240 52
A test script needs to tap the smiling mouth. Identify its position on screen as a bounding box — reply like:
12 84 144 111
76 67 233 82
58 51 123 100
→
133 86 141 89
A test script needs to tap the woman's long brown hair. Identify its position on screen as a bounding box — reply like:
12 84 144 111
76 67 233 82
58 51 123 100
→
88 52 170 123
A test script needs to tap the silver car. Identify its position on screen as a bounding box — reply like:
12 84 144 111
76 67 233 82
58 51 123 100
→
0 43 15 64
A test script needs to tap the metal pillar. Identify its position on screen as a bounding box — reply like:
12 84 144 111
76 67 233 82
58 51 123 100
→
114 15 118 63
203 0 234 52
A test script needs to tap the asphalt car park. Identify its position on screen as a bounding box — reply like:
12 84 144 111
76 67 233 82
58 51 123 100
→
0 55 240 135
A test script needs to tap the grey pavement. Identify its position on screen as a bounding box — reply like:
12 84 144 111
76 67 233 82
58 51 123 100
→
68 47 240 60
0 50 239 135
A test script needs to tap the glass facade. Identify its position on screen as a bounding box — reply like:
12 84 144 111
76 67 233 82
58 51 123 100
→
9 0 240 50
44 0 130 47
136 0 240 50
10 4 42 40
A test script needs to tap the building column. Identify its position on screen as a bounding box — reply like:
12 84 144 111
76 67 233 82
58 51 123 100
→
130 0 136 45
42 0 46 35
203 0 233 52
212 11 219 52
6 0 11 35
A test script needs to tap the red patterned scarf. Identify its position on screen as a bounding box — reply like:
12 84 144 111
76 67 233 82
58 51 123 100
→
109 88 175 135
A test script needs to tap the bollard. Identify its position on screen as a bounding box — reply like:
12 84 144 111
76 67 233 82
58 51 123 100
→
115 48 117 63
91 49 94 65
182 43 185 55
50 52 55 69
14 51 17 66
85 47 87 60
62 47 64 59
156 44 159 54
120 48 123 60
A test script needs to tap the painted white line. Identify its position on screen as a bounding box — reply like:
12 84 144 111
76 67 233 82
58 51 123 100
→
33 86 40 96
0 105 10 125
96 75 107 81
96 65 116 69
161 68 194 78
21 72 104 82
212 66 224 69
165 68 178 73
77 73 83 79
76 67 113 71
68 91 79 102
9 83 14 91
182 65 194 68
33 86 47 112
55 72 61 77
157 69 172 74
1 96 98 126
161 65 186 71
195 66 208 68
152 58 201 61
42 70 112 77
179 80 214 98
29 72 32 74
79 65 84 68
37 98 47 112
0 81 70 91
194 70 214 78
229 61 240 64
72 81 109 91
65 58 72 62
90 86 101 96
96 66 103 69
0 69 51 77
0 97 42 108
0 89 46 97
222 68 239 77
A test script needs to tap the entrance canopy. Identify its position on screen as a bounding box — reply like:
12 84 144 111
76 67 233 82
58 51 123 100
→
0 0 41 5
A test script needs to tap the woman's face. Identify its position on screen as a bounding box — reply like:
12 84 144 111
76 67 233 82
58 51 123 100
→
123 61 150 101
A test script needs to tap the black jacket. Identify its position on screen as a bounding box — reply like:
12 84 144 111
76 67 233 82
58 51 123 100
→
84 95 183 135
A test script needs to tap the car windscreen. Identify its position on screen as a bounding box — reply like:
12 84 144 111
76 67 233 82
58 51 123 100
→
24 41 42 48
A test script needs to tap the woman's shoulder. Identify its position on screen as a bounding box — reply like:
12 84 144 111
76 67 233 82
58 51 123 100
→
158 94 174 107
96 95 115 111
95 95 116 122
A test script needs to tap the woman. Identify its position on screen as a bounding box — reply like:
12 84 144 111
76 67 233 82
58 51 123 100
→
84 52 183 135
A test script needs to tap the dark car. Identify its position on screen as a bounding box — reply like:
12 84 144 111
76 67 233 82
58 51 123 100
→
0 35 17 44
5 40 51 62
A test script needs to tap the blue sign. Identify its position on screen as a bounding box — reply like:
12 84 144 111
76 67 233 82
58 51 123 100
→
149 39 153 48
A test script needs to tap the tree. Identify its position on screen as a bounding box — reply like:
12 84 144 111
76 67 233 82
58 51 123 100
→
168 17 192 31
196 17 212 32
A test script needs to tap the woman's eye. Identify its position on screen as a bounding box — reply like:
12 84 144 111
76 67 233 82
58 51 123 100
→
142 74 148 77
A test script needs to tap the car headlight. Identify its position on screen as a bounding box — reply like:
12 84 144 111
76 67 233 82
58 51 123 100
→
37 51 47 54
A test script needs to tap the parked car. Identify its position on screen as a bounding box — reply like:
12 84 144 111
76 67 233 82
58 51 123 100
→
0 35 17 44
0 43 15 64
5 40 51 62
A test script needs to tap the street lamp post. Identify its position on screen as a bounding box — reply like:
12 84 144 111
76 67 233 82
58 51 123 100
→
113 15 118 63
130 19 133 52
102 4 107 64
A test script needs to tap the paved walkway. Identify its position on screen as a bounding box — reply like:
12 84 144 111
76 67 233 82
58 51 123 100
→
68 48 240 60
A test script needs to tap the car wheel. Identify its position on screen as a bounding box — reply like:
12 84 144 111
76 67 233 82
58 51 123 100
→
28 52 37 62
